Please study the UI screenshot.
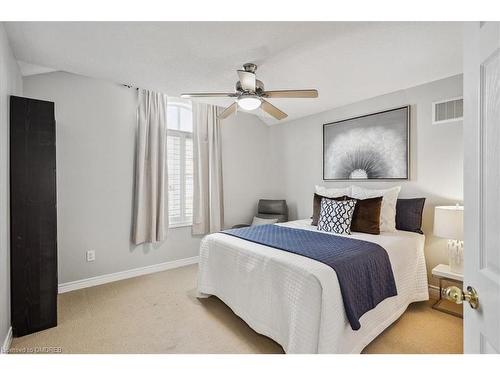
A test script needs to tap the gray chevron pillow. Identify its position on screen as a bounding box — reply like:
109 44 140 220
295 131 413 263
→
317 198 357 235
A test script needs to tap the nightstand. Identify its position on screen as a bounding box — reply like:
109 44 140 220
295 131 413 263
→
431 264 464 318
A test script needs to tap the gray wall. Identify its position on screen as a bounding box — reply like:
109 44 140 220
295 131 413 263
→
268 75 464 286
222 112 279 226
22 71 273 284
0 23 23 347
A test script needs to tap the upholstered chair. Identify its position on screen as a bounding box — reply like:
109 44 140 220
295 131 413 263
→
232 199 288 228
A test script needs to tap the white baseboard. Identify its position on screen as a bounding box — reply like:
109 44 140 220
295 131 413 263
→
429 284 440 299
1 326 12 354
58 256 199 294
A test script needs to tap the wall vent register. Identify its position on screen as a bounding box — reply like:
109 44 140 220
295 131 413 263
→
432 97 463 125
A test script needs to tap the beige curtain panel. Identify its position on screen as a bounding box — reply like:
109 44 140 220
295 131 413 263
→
192 103 224 235
132 89 168 244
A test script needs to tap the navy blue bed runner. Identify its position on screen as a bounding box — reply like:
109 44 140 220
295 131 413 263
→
221 224 397 330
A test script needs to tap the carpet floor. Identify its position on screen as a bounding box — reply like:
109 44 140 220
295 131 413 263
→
10 264 463 354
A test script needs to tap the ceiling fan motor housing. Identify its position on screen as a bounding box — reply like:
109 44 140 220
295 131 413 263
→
235 79 264 94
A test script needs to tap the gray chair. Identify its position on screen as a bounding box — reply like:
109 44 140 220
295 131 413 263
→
232 199 288 228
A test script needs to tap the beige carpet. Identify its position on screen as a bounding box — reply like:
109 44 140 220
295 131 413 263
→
10 264 463 354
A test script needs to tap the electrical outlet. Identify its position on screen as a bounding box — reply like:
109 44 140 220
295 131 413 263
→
86 250 95 262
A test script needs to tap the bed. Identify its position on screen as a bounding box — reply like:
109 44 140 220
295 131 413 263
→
197 219 429 354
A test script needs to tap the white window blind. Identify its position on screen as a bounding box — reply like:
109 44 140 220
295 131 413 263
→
167 101 193 227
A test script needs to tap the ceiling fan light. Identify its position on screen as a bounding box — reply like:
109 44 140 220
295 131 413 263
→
237 95 261 111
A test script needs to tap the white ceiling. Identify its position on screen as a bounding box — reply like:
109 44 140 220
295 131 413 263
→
17 60 57 76
5 22 463 124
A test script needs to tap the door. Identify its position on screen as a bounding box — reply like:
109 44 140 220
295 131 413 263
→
10 96 58 336
463 21 500 353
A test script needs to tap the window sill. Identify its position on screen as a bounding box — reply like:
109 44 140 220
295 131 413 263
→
169 222 192 229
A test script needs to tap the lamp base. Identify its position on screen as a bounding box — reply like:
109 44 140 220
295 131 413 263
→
448 239 464 274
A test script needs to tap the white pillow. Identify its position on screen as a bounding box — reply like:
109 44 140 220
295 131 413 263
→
315 185 351 198
350 185 401 232
251 216 279 226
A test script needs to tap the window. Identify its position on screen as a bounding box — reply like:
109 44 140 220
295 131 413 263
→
167 100 193 227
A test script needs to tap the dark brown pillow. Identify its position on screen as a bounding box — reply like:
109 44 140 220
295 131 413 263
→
348 196 383 235
311 194 347 226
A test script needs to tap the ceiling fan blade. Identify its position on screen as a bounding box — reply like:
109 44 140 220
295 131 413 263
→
237 70 256 92
180 92 236 98
218 102 238 119
262 89 318 98
261 99 288 120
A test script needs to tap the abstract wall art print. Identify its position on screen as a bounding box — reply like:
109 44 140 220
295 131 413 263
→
323 106 409 180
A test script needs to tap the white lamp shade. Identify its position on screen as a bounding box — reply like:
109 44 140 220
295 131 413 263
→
434 205 464 240
237 96 261 111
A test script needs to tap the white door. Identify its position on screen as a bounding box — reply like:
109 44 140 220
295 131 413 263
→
463 21 500 353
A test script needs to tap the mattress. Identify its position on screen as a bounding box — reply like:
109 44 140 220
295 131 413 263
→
197 219 429 354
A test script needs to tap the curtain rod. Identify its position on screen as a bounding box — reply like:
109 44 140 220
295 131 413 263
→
122 84 139 90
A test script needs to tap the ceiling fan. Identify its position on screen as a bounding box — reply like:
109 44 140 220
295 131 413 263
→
181 63 319 120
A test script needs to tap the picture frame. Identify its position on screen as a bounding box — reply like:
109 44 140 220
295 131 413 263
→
323 105 410 181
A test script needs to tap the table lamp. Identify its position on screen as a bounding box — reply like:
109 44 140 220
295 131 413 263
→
434 205 464 274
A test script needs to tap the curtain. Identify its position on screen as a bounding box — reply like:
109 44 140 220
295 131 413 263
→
192 103 224 235
132 89 168 244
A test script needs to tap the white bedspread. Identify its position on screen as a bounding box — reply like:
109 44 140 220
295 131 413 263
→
197 219 429 353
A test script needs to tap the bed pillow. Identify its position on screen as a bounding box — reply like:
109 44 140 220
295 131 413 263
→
311 194 347 226
251 216 279 226
315 185 351 198
317 198 357 235
395 198 426 234
350 185 401 232
348 196 383 235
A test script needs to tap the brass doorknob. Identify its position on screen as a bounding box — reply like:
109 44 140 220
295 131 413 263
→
443 285 479 309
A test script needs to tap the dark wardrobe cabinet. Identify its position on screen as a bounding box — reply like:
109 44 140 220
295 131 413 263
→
10 95 58 337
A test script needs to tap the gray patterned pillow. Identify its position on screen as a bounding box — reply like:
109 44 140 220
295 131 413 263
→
317 198 357 235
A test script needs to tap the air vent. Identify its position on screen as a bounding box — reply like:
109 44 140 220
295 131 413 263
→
432 97 463 125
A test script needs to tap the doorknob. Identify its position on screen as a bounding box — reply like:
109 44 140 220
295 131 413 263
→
443 285 479 309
